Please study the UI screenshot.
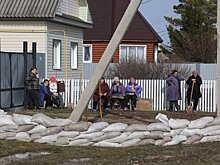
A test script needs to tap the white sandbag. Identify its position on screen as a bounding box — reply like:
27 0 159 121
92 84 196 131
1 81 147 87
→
164 129 183 137
147 123 171 132
56 137 70 145
188 116 214 129
69 139 90 146
155 137 172 146
78 142 94 146
28 125 47 134
64 122 91 132
105 132 130 143
35 134 58 143
121 139 141 147
57 131 79 138
93 141 121 147
200 135 220 143
0 109 7 115
53 119 73 127
200 125 220 135
102 123 128 132
40 127 63 136
15 125 36 133
164 135 187 146
87 122 109 133
0 115 16 126
138 139 155 145
0 132 16 139
12 113 37 125
15 132 30 142
32 113 62 127
74 132 104 140
155 113 169 126
204 129 220 136
125 124 148 132
0 124 18 132
145 131 164 140
207 117 220 126
30 133 42 141
169 118 190 129
126 132 146 140
92 132 121 142
182 135 202 145
181 128 200 137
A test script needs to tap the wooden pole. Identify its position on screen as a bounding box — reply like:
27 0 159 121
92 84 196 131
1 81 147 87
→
217 0 220 116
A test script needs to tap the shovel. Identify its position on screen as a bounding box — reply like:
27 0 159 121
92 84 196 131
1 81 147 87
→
186 80 195 113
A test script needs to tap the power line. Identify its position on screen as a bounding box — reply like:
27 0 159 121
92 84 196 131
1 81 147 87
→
141 0 153 5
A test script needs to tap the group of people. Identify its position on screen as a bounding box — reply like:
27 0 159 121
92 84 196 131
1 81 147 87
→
166 69 202 112
25 67 64 109
92 77 142 111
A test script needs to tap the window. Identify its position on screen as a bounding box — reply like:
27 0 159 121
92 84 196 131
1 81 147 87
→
83 45 92 63
71 42 78 69
119 45 146 61
53 39 62 69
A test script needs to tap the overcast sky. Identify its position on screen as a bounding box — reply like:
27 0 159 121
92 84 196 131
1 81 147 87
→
139 0 179 45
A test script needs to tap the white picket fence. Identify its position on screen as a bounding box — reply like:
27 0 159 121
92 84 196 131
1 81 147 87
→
60 79 216 112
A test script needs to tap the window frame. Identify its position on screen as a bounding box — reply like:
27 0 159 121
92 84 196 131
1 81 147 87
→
70 42 79 69
52 39 62 70
83 44 93 63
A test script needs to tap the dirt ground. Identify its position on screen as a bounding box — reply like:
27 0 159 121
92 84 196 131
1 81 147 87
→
1 109 219 165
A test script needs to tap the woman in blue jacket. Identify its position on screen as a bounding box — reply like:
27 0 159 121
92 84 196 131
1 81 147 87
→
124 77 142 111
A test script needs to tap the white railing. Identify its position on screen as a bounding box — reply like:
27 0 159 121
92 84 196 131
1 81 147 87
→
61 79 216 112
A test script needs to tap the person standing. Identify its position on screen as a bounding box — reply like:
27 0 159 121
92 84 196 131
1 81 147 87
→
25 67 40 109
166 70 182 112
186 70 202 112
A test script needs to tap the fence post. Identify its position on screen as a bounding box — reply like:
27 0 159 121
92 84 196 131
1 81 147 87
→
23 41 28 107
32 42 37 67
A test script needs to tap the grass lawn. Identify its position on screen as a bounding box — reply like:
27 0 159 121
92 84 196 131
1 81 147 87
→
1 109 219 165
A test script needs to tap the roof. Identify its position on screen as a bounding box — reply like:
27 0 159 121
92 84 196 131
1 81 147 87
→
83 0 163 43
0 0 59 18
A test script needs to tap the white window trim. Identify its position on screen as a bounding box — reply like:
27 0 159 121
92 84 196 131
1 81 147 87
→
119 44 147 61
83 44 93 63
71 42 78 69
53 39 62 70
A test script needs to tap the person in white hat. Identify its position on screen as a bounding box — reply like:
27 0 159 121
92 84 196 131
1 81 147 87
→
109 77 125 110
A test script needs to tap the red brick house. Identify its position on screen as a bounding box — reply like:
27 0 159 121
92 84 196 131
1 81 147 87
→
83 0 162 64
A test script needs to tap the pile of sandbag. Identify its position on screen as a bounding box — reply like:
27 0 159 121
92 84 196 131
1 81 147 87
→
0 109 220 147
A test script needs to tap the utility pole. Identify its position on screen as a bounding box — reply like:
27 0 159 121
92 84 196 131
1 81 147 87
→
69 0 142 122
217 0 220 116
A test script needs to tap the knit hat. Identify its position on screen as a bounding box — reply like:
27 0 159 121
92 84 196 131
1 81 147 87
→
113 77 119 82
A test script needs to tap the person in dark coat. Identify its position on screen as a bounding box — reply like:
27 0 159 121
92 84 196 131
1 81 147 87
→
109 77 125 110
92 77 110 111
25 67 40 109
186 70 202 112
166 70 182 112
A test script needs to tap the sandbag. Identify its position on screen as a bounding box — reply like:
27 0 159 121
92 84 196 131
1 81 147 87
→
169 118 190 129
57 131 79 138
182 135 202 145
155 137 172 146
35 134 58 143
181 128 200 137
31 113 58 127
102 123 128 132
147 123 171 132
0 109 7 116
121 139 141 147
207 117 220 126
78 142 94 146
12 114 37 125
92 132 121 142
188 116 214 129
16 125 36 133
145 131 164 140
64 122 91 132
28 125 47 134
200 125 220 135
138 139 155 145
0 124 18 132
15 132 30 142
0 132 16 139
204 129 220 136
74 132 104 140
200 135 220 143
164 129 183 137
93 141 121 147
30 133 42 141
164 135 187 146
155 113 169 126
56 137 70 145
53 119 73 127
125 124 148 132
0 115 16 126
40 127 63 136
87 122 109 133
69 139 90 146
105 132 130 143
126 132 146 140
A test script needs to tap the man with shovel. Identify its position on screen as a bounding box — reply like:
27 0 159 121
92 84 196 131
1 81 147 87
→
186 70 202 113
